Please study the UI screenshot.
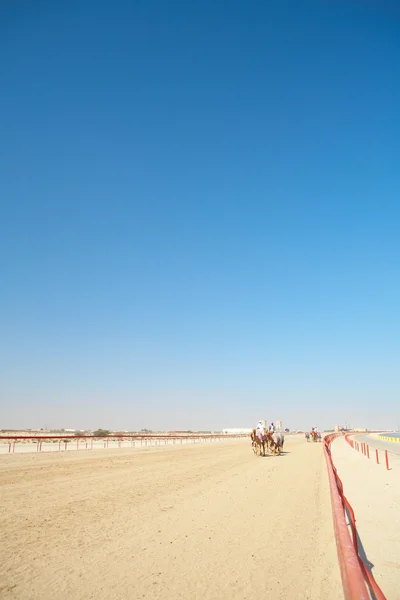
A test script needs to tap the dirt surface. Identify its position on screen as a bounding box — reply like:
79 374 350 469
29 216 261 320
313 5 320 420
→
0 436 343 600
331 436 400 599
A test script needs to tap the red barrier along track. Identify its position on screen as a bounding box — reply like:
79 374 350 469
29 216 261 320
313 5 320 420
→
345 434 391 471
324 434 386 600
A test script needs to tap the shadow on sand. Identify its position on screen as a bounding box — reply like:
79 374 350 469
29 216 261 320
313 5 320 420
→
344 505 379 600
258 451 290 458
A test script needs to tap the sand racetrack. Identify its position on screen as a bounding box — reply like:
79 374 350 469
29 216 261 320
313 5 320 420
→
0 436 343 599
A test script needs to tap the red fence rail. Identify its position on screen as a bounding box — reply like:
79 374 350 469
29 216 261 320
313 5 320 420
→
324 433 386 600
345 434 391 471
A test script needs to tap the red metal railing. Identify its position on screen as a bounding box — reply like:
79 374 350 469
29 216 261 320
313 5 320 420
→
324 433 386 599
345 434 391 470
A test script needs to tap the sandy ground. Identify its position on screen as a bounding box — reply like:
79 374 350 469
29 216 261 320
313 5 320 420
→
0 436 343 600
331 436 400 599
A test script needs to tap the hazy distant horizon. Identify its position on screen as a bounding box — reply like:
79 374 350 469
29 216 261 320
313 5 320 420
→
2 397 399 434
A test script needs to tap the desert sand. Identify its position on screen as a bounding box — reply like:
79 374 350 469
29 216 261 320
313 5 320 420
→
0 436 343 599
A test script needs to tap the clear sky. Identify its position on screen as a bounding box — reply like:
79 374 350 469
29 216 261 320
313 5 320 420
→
1 0 399 432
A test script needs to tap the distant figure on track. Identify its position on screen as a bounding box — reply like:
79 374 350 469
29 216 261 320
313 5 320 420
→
269 422 275 432
314 427 322 441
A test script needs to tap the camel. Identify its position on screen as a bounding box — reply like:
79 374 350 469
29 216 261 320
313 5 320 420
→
265 431 281 455
250 427 283 457
272 431 284 453
250 429 266 456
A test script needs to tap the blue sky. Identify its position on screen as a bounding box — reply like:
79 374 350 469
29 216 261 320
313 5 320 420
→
1 0 399 431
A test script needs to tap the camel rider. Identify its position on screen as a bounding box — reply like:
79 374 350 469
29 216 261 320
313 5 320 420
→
256 421 265 440
269 422 275 432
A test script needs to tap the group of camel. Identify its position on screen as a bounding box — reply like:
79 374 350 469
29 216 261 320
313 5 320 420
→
305 430 322 442
250 428 284 457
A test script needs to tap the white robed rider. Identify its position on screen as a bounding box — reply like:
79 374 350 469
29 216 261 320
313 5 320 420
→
256 420 265 440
